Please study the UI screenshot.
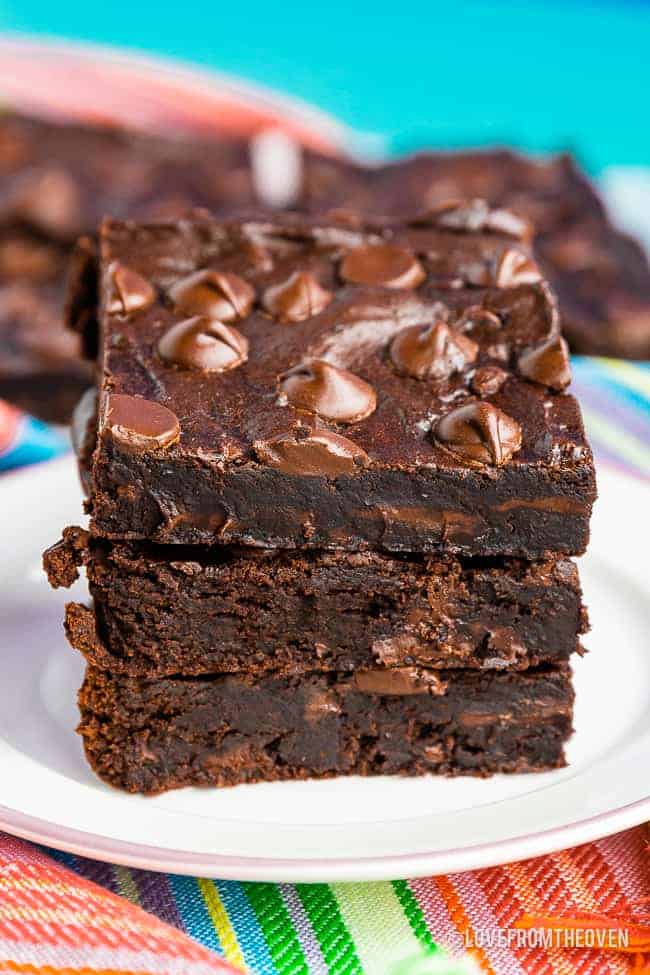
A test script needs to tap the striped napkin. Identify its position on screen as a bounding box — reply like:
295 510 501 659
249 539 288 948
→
0 356 649 975
1 827 649 974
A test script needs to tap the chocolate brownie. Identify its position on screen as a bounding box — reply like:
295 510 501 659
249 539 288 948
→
72 207 596 556
45 526 587 677
0 111 256 421
0 231 91 421
300 149 650 358
78 664 574 793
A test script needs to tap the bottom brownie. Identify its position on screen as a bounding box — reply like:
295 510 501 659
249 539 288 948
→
79 665 574 794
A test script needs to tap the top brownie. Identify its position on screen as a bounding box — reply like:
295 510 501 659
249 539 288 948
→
74 204 596 556
300 149 650 358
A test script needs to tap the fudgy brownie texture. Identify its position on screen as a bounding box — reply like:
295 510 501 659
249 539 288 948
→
72 208 596 556
0 112 256 421
78 664 574 793
299 149 650 358
45 526 587 677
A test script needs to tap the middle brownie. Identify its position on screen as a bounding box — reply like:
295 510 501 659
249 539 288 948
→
45 527 587 678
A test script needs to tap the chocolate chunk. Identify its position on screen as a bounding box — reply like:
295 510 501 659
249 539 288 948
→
350 668 447 696
168 270 254 322
254 429 370 476
434 401 522 466
158 316 248 372
107 262 156 316
390 321 478 381
102 393 180 450
279 359 376 423
470 366 509 397
494 249 542 288
518 335 572 391
262 271 332 323
340 243 425 289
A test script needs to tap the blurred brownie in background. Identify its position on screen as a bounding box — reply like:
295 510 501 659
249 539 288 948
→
0 111 259 422
300 149 650 358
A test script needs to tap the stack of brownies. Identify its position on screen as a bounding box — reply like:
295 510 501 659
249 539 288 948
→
44 201 596 794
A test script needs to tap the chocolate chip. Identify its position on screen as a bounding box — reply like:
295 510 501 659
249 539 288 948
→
518 335 571 390
254 429 370 476
390 321 478 381
169 270 255 322
434 401 522 466
102 393 180 450
494 248 542 288
484 208 532 241
340 242 425 289
470 366 509 397
107 262 156 316
262 271 332 323
421 198 491 232
414 198 531 240
158 316 249 372
279 359 376 423
456 306 502 332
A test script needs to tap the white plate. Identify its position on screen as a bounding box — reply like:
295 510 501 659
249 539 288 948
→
1 455 649 881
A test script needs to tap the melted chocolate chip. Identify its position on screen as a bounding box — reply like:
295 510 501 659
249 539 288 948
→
107 262 156 316
102 393 180 450
518 335 571 390
262 271 332 323
420 198 491 232
254 429 370 476
470 365 509 397
241 238 274 272
351 668 447 696
340 242 425 289
414 198 531 240
158 316 249 372
279 359 376 423
485 208 533 241
390 321 478 381
434 401 522 466
494 248 542 287
168 270 254 322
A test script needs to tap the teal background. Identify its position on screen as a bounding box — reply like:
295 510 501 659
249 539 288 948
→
1 0 649 172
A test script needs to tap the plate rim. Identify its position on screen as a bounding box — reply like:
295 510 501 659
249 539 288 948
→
2 454 650 881
0 790 649 883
